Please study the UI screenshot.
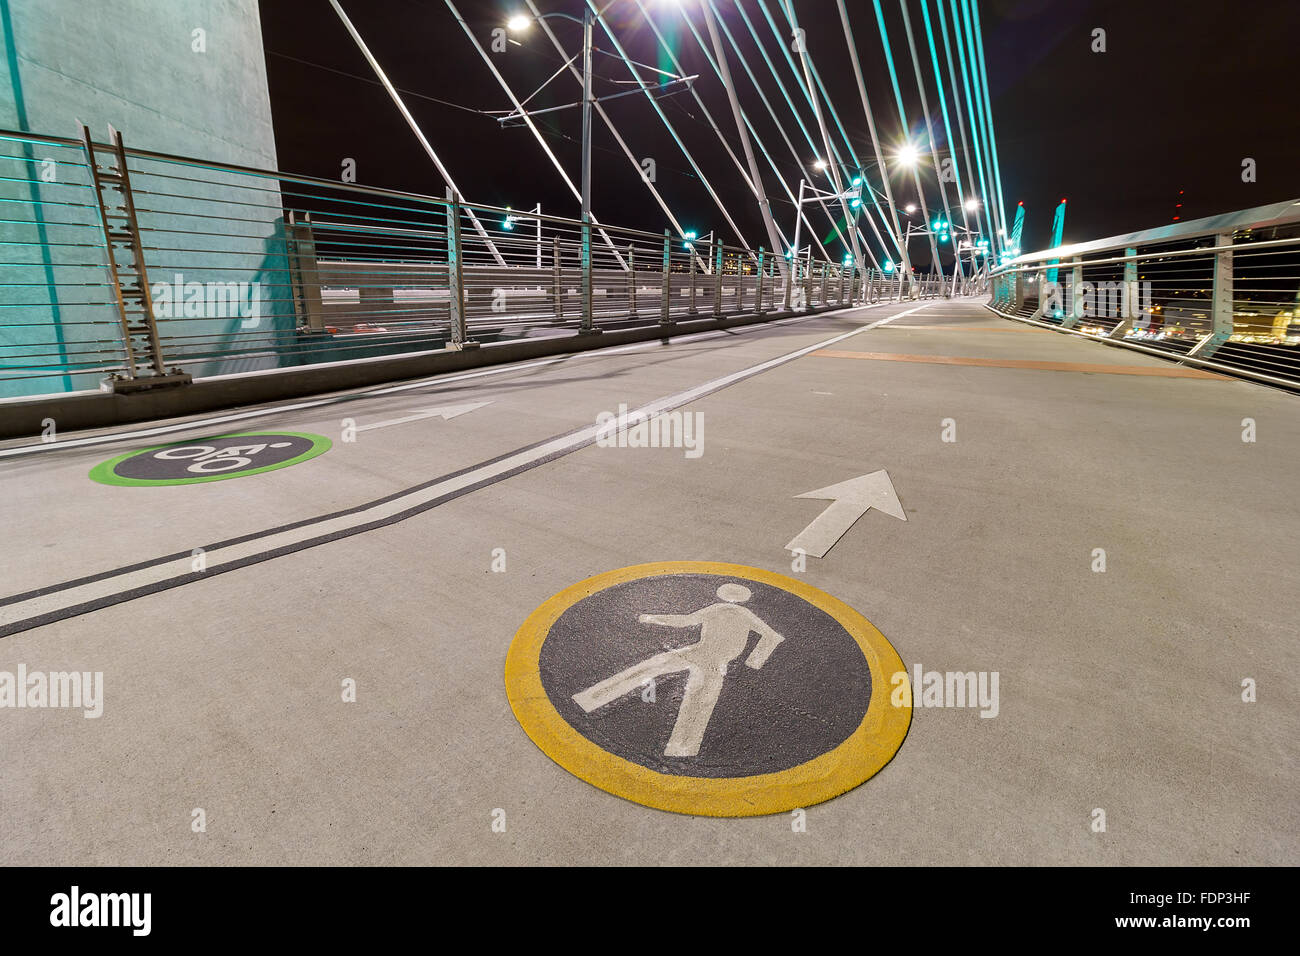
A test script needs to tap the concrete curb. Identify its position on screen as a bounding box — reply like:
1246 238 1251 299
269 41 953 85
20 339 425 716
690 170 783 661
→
0 303 890 439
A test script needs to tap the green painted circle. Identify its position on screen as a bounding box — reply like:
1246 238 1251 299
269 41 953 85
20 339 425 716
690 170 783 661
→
89 431 333 486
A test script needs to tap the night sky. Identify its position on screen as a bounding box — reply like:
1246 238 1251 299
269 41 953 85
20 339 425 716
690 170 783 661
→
259 0 1300 261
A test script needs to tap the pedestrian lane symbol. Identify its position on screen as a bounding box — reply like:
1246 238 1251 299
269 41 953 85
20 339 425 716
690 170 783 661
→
504 561 911 816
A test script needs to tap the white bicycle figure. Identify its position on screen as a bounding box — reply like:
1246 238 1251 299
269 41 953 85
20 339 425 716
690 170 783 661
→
153 441 293 474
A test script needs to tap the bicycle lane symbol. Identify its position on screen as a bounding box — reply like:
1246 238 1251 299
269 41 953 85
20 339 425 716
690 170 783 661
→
89 432 332 486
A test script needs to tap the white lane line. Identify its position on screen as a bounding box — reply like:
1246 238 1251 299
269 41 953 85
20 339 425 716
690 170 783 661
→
355 401 492 432
0 303 928 633
0 305 886 459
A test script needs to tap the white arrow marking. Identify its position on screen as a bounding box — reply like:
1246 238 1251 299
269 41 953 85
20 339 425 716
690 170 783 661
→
785 470 906 558
355 401 492 432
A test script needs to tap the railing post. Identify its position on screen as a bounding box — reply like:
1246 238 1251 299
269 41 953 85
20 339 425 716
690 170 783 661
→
1061 257 1083 329
689 245 698 314
1189 233 1234 357
755 247 766 313
782 256 793 311
660 230 672 325
1031 267 1048 319
735 253 745 313
552 237 563 323
713 243 723 316
579 215 598 334
1106 247 1138 338
1196 234 1227 356
287 211 324 332
627 243 636 317
445 188 475 349
801 255 811 311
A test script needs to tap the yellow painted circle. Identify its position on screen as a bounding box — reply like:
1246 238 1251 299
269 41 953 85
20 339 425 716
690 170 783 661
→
504 561 911 817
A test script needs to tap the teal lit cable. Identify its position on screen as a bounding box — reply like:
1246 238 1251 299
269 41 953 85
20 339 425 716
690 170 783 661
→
969 0 1008 238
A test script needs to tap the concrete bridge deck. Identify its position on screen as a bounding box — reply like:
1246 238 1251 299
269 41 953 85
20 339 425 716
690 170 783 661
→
1 300 1295 865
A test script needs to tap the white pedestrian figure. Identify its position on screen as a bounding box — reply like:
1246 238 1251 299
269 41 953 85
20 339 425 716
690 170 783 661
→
572 583 785 757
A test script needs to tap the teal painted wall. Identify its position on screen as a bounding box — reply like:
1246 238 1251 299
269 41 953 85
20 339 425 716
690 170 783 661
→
0 0 293 398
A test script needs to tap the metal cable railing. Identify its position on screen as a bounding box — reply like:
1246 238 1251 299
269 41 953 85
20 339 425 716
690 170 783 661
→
0 127 978 400
987 198 1300 388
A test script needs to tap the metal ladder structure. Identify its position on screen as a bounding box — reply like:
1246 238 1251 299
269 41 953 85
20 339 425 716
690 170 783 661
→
81 125 191 392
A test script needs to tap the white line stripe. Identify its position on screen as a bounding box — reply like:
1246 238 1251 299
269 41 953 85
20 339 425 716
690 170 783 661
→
0 306 882 459
0 303 928 629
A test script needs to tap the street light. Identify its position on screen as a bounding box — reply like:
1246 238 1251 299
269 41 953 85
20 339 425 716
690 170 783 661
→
904 203 917 214
896 143 920 166
506 6 605 328
964 197 980 212
501 203 543 269
797 159 865 275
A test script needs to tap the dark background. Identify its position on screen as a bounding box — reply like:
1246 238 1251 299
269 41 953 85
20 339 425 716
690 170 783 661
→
259 0 1300 262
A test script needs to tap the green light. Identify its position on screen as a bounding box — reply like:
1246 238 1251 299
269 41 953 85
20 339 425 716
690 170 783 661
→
883 259 895 273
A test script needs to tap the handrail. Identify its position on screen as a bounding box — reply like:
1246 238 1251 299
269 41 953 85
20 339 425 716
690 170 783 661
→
994 196 1300 272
